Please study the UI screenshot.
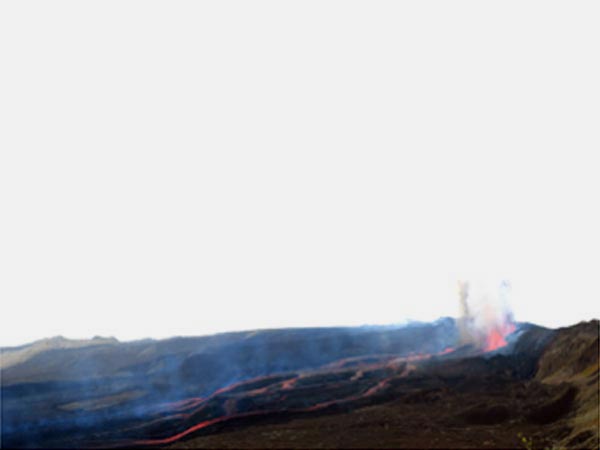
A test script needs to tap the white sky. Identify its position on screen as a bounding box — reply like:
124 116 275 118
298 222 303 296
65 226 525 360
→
1 1 598 347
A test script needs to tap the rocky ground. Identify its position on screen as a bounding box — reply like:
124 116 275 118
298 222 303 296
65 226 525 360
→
166 321 600 448
1 320 597 449
163 321 598 449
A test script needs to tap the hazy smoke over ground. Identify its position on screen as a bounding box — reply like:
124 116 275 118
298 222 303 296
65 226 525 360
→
457 280 516 351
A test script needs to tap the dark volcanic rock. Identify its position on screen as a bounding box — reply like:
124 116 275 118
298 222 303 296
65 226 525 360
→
2 319 598 449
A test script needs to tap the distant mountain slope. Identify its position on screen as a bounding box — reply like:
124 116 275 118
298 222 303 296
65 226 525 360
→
2 319 597 449
162 320 598 450
1 319 457 386
0 336 119 370
162 320 600 449
1 319 460 448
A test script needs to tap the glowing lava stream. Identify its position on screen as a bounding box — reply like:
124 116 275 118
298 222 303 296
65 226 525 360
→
131 346 457 447
134 376 396 446
128 330 522 448
118 307 520 448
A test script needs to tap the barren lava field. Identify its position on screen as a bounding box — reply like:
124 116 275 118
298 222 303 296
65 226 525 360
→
1 318 598 449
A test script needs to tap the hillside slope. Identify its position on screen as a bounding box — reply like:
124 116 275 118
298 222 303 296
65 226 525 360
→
163 320 598 449
535 320 599 449
1 320 597 449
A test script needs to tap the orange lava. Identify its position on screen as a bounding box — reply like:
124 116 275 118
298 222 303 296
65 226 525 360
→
132 346 461 446
484 323 516 352
134 376 395 446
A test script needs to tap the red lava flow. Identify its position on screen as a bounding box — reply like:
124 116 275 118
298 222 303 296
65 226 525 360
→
134 374 396 446
132 346 460 447
131 328 516 447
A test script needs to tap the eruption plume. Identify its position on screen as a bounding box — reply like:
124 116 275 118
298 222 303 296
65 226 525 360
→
457 279 516 352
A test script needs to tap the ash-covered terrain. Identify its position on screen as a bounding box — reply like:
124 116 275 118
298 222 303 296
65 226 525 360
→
1 318 598 449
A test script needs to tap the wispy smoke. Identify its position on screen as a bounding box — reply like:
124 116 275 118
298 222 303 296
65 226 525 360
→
457 281 474 345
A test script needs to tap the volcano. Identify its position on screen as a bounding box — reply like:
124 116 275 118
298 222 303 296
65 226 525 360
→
1 318 598 449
